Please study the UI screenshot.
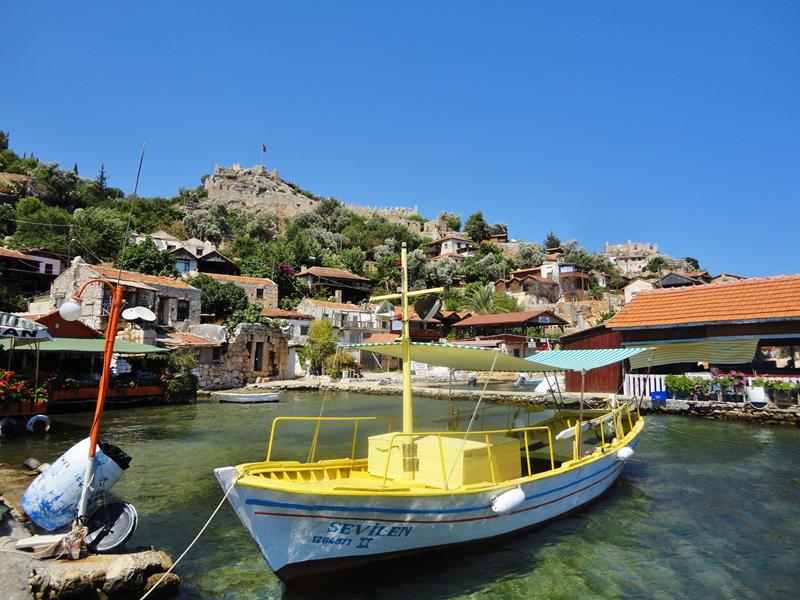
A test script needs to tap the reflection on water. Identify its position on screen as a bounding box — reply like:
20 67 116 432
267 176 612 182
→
1 393 798 599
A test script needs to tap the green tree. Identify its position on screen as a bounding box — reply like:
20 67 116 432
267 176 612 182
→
10 196 71 254
684 256 700 270
0 130 9 151
188 273 248 321
0 203 15 237
115 238 178 276
183 202 230 244
245 212 278 244
439 211 461 232
544 231 561 249
490 223 508 237
515 242 544 268
646 256 668 273
338 247 367 275
72 207 127 262
425 256 460 287
304 319 338 373
464 211 491 242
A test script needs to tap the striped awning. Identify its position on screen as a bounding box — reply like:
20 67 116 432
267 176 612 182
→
525 348 651 372
349 341 555 372
627 338 759 370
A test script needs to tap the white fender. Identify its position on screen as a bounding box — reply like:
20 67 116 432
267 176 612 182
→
617 446 634 462
491 487 526 514
26 414 51 434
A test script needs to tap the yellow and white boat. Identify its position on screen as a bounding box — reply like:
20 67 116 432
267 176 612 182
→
215 244 646 585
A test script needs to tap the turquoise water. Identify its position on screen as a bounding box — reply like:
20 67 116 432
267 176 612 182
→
1 393 798 599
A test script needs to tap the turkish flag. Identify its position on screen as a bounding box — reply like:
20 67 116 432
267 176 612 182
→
261 144 267 152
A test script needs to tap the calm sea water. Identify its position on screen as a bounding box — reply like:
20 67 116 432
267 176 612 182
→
1 393 798 599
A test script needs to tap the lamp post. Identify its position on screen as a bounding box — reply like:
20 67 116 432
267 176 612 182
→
59 278 126 522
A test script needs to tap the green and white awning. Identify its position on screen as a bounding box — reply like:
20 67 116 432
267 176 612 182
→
626 338 759 370
350 341 552 372
525 347 651 372
0 337 169 354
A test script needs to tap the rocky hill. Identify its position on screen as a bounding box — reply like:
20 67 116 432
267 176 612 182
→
201 163 421 230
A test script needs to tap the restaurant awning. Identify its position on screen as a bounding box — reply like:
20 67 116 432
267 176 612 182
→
526 347 651 371
0 311 52 345
626 338 759 369
0 337 169 354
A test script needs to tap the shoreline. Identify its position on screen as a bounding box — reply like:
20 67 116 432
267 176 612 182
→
244 378 800 426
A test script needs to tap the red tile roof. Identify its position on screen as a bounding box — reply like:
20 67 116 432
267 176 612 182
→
362 332 400 344
207 273 275 285
0 246 33 260
90 265 198 289
606 275 800 329
260 307 311 320
297 266 370 282
157 332 222 347
453 310 568 328
302 298 363 311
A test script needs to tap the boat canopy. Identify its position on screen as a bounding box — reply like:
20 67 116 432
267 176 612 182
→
0 337 169 354
0 311 52 345
351 341 555 372
626 338 759 369
525 347 651 371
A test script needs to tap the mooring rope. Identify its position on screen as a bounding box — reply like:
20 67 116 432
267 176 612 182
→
645 419 773 445
139 475 239 600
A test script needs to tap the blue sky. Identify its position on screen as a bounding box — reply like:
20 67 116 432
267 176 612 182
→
3 1 798 277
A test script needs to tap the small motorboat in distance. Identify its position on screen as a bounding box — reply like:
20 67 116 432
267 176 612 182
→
217 391 281 404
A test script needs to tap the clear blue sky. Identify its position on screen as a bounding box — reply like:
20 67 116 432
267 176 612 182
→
4 1 798 277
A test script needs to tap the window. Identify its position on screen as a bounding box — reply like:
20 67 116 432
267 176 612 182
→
176 259 190 273
176 300 190 321
300 325 309 335
256 288 264 299
44 263 54 275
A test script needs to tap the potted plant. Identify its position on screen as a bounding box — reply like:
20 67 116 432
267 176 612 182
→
765 380 793 407
712 375 733 401
746 378 767 405
665 374 694 399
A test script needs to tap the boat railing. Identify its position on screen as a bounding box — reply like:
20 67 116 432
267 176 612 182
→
380 426 555 487
266 416 378 463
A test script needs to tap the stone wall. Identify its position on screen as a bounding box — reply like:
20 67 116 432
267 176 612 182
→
196 323 289 390
202 163 418 227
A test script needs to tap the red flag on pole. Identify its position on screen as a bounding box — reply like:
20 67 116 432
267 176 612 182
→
261 144 267 153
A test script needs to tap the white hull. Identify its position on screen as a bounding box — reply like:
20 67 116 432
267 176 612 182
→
217 392 280 403
214 440 636 583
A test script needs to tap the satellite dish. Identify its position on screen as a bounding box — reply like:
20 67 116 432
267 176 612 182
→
134 306 156 322
121 308 138 321
375 300 395 321
121 306 156 322
414 295 441 321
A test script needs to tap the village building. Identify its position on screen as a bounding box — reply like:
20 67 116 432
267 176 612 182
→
422 235 476 261
710 273 745 284
565 276 800 393
35 258 201 332
205 273 278 307
453 309 568 337
0 246 59 300
260 306 313 345
493 273 560 308
296 298 389 346
449 334 537 359
295 266 371 304
622 278 655 304
170 247 239 276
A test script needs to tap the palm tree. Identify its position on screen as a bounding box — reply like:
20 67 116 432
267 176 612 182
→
462 283 507 314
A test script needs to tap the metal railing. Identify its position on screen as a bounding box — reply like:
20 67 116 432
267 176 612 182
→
265 416 378 463
378 426 555 487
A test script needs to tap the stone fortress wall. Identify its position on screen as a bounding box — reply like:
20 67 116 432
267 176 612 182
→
203 164 420 230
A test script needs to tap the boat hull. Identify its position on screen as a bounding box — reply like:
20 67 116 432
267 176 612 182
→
217 392 280 404
214 439 637 585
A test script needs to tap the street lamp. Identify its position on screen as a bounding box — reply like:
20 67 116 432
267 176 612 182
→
59 278 126 522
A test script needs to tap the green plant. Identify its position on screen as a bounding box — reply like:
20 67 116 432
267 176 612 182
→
764 380 793 393
150 351 197 403
304 320 338 373
665 374 694 398
712 375 732 392
750 378 766 388
323 353 360 378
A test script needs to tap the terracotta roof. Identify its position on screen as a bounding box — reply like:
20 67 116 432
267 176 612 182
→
606 275 800 329
90 265 197 289
453 310 568 328
0 246 33 260
302 298 363 311
297 266 370 282
207 273 275 285
362 332 400 344
260 307 311 320
157 332 221 347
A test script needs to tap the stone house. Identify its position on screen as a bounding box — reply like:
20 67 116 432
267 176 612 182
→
260 306 312 344
38 258 201 331
494 274 560 309
422 235 475 261
206 273 278 307
297 298 389 347
295 266 371 304
190 323 290 389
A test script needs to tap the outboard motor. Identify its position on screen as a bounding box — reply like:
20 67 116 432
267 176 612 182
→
468 375 478 387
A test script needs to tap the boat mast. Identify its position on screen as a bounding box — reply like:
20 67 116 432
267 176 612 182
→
400 243 413 434
370 242 443 436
